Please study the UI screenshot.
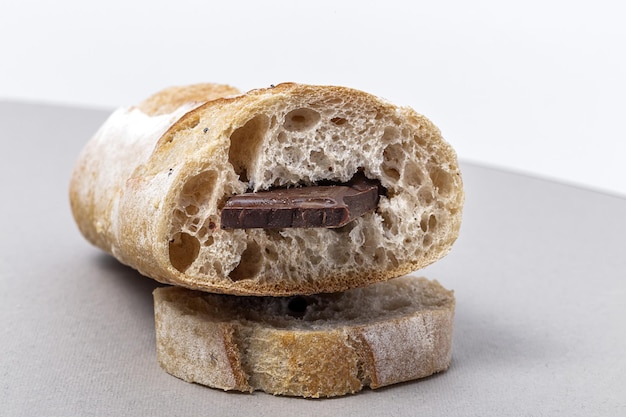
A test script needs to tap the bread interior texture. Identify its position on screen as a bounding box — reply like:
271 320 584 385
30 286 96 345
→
162 85 463 294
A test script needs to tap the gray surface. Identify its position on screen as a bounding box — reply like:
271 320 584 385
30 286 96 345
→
1 101 624 416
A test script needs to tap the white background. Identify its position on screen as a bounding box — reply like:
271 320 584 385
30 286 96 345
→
2 0 625 196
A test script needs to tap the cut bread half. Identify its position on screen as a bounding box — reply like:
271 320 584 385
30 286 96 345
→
153 276 455 398
70 83 463 295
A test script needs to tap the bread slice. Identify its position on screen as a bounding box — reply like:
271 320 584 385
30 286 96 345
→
70 83 464 295
153 276 455 398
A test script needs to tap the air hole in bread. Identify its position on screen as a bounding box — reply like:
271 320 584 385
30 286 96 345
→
420 213 437 233
213 261 223 275
383 142 404 164
382 166 401 182
229 115 269 182
382 143 404 182
381 126 399 143
283 108 321 132
428 214 437 231
419 216 428 233
173 208 186 223
263 245 278 262
185 204 199 216
379 210 397 234
309 149 331 167
309 254 322 266
330 117 347 125
429 166 453 196
414 133 428 148
169 232 200 273
182 170 218 207
418 186 434 204
403 162 425 187
229 241 262 281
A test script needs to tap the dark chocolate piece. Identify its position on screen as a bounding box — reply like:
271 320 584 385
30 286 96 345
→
220 174 380 229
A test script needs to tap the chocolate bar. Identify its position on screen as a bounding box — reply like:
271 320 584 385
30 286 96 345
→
221 174 380 229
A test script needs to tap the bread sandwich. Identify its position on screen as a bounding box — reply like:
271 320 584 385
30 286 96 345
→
70 83 463 397
69 83 463 296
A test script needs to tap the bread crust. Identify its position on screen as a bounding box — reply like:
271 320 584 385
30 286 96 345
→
153 276 455 397
70 83 464 295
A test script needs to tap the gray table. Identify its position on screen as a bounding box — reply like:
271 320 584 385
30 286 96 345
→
1 101 624 416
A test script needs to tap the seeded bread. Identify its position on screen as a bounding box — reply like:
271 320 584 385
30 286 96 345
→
153 276 455 398
70 83 464 295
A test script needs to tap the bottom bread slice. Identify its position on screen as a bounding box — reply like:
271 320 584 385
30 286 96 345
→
153 276 455 398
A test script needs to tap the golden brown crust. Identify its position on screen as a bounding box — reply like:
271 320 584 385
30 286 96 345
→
222 324 251 391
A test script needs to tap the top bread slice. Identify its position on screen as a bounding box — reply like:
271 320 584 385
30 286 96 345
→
69 83 464 295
